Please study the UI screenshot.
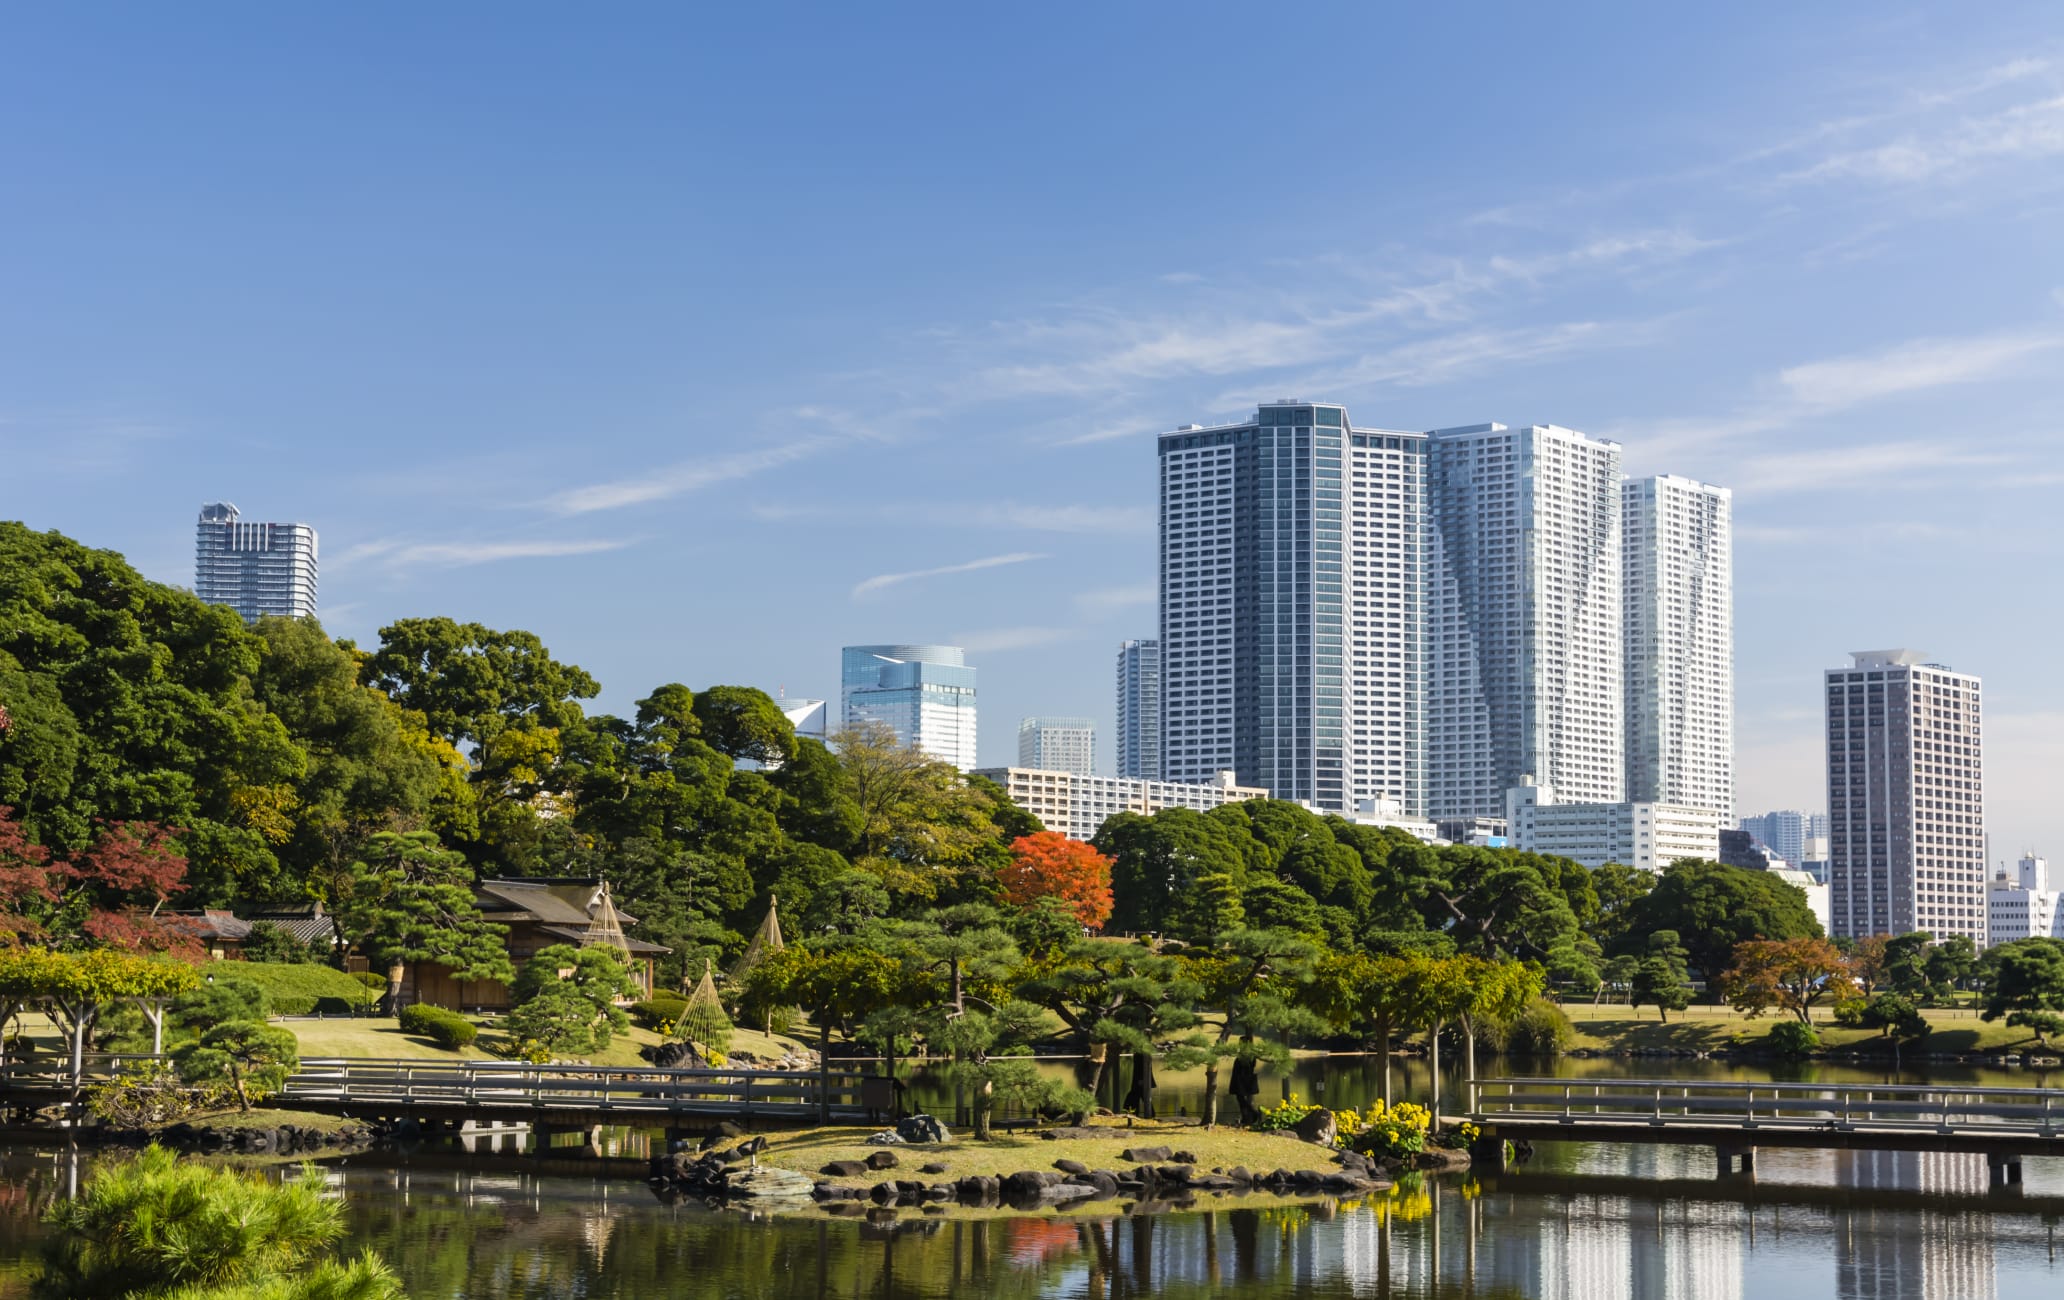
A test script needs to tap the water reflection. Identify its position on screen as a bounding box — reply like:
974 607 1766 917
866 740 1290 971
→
0 1147 2060 1298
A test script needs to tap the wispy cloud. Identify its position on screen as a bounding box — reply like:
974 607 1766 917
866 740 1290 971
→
850 551 1046 600
1283 317 1674 401
1626 325 2064 474
950 625 1076 654
329 537 631 572
545 436 837 515
754 501 1150 535
1734 441 2010 495
1785 92 2064 185
951 230 1714 401
1073 583 1156 615
1778 330 2064 408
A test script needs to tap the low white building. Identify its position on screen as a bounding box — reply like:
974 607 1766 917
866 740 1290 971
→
1765 865 1832 934
974 767 1267 843
1505 782 1720 872
1988 854 2060 947
1341 797 1441 843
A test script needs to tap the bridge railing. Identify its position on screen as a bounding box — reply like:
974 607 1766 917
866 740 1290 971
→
279 1058 880 1116
1470 1077 2064 1136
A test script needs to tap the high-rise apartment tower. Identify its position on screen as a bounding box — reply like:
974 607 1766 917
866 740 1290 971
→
1157 402 1426 814
1825 650 1985 944
193 503 319 621
1427 424 1624 820
1622 475 1733 817
840 644 977 769
1114 639 1161 780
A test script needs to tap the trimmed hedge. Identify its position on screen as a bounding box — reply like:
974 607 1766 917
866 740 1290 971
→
629 995 689 1031
398 1003 477 1050
223 963 374 1016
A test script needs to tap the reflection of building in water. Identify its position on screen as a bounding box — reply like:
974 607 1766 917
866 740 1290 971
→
1837 1152 1997 1300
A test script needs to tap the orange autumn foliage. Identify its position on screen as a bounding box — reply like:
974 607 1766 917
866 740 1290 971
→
1001 832 1114 931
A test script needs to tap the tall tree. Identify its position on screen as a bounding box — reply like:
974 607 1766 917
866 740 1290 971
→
1981 938 2064 1047
1720 937 1858 1023
690 685 797 767
1626 859 1824 986
1000 832 1114 930
331 831 513 1010
1186 928 1324 1127
1630 931 1693 1023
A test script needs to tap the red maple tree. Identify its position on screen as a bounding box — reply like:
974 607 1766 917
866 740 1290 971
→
0 807 198 955
1000 831 1115 931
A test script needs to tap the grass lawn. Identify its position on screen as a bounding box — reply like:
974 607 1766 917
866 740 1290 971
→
1557 1002 2049 1056
761 1118 1339 1189
286 1016 808 1067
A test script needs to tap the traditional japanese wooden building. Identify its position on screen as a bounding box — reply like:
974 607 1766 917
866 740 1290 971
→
401 878 668 1011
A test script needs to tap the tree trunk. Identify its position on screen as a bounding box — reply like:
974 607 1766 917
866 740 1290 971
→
973 1079 994 1140
230 1059 251 1112
142 1002 165 1057
1378 1011 1394 1106
1203 1061 1220 1129
385 962 405 1016
818 1020 833 1123
1429 1018 1442 1119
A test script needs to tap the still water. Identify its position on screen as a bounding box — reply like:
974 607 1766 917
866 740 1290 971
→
0 1140 2061 1299
3 1056 2061 1298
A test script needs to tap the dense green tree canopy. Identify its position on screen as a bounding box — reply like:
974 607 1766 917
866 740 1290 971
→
1625 859 1824 982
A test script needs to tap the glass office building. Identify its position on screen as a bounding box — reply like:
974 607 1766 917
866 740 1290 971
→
840 644 978 769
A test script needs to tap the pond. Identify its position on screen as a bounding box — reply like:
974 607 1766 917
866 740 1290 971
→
1 1138 2061 1299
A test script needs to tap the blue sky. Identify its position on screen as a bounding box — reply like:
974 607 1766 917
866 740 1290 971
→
4 6 2061 860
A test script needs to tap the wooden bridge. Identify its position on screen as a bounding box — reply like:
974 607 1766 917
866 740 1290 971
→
1467 1076 2064 1185
0 1055 889 1134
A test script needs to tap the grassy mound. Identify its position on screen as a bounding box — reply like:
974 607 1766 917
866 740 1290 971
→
224 963 377 1016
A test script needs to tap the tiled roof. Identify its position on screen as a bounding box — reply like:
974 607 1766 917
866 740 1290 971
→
537 924 670 955
476 878 643 928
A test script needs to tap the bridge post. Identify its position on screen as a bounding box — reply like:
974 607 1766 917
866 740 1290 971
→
1987 1153 2024 1190
1469 1132 1507 1174
1713 1144 1755 1178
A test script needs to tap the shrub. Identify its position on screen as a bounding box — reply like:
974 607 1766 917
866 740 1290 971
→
630 995 689 1031
398 1004 477 1050
1500 999 1575 1057
1251 1097 1320 1132
1340 1100 1432 1158
39 1145 403 1300
241 921 321 965
1831 997 1868 1028
1766 1020 1820 1059
224 963 372 1016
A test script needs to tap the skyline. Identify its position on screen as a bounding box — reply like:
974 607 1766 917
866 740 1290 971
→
3 7 2060 858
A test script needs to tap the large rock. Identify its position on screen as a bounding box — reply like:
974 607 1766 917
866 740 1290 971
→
821 1160 872 1178
864 1150 900 1170
896 1114 950 1144
1292 1107 1338 1147
1053 1158 1091 1175
1119 1145 1173 1163
728 1167 815 1199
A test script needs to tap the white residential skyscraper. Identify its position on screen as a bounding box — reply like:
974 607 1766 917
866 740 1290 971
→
1427 424 1624 820
193 502 319 621
1158 402 1426 815
840 644 977 769
1622 475 1733 817
1826 650 1985 944
1114 639 1161 780
1017 717 1095 775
